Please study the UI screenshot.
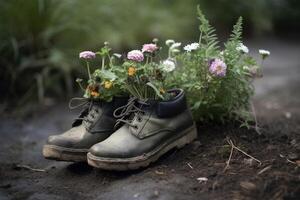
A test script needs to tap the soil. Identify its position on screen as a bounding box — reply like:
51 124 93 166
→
0 38 299 200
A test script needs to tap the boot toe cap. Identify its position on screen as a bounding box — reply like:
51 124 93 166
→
46 135 73 148
89 143 128 158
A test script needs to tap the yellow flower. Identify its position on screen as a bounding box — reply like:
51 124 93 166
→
104 81 113 89
128 66 136 76
91 91 100 97
160 88 165 94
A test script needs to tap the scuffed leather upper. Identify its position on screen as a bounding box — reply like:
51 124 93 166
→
46 96 128 149
90 89 195 158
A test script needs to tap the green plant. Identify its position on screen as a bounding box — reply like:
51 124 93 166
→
167 6 269 126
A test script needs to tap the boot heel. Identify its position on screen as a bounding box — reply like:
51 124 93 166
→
176 124 198 149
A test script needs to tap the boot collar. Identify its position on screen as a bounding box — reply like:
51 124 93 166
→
137 89 187 118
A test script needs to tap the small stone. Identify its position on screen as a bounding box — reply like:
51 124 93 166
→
288 153 298 161
290 139 297 146
240 181 256 191
155 170 165 175
284 112 291 119
153 190 159 197
133 193 140 198
197 177 208 183
243 158 254 166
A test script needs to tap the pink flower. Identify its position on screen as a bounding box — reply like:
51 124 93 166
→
209 58 227 77
79 51 96 59
127 50 144 62
142 43 158 53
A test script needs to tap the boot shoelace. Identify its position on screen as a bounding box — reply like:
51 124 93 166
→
113 97 146 129
69 97 101 126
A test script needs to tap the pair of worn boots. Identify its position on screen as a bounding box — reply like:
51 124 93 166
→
43 89 197 170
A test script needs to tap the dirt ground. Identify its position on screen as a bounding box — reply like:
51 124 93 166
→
0 38 299 200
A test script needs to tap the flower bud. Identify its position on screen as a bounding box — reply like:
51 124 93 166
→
165 39 175 46
152 38 159 44
76 78 83 83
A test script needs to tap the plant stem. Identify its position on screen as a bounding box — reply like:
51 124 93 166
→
77 82 85 91
198 31 202 44
101 56 105 70
260 59 265 77
107 53 112 68
133 85 142 100
86 61 91 79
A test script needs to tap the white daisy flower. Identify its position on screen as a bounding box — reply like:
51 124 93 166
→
161 59 176 72
259 49 270 59
236 43 249 53
184 42 199 52
259 49 270 56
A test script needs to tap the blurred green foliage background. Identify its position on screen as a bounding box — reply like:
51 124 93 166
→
0 0 299 109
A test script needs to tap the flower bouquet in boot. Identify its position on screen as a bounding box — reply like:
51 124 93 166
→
87 40 197 170
43 43 128 162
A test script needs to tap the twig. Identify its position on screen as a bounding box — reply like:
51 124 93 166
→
231 142 261 165
224 139 262 171
187 162 194 169
224 140 234 172
16 164 46 172
280 154 297 165
257 165 272 175
286 159 296 165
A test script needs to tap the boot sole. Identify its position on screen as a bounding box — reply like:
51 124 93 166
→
43 145 88 162
87 124 197 170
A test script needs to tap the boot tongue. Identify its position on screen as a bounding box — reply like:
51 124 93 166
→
82 101 103 128
136 100 154 113
82 96 130 130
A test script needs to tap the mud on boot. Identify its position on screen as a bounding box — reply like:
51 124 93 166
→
43 96 128 162
87 89 197 170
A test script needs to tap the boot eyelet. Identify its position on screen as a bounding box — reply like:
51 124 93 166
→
133 125 139 129
137 117 143 122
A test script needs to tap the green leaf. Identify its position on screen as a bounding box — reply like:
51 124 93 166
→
100 70 117 81
146 82 164 100
192 101 201 110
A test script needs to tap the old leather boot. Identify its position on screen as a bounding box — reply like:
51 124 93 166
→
43 97 128 162
87 89 197 170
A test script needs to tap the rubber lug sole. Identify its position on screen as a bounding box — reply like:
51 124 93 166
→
87 124 198 170
43 144 88 162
